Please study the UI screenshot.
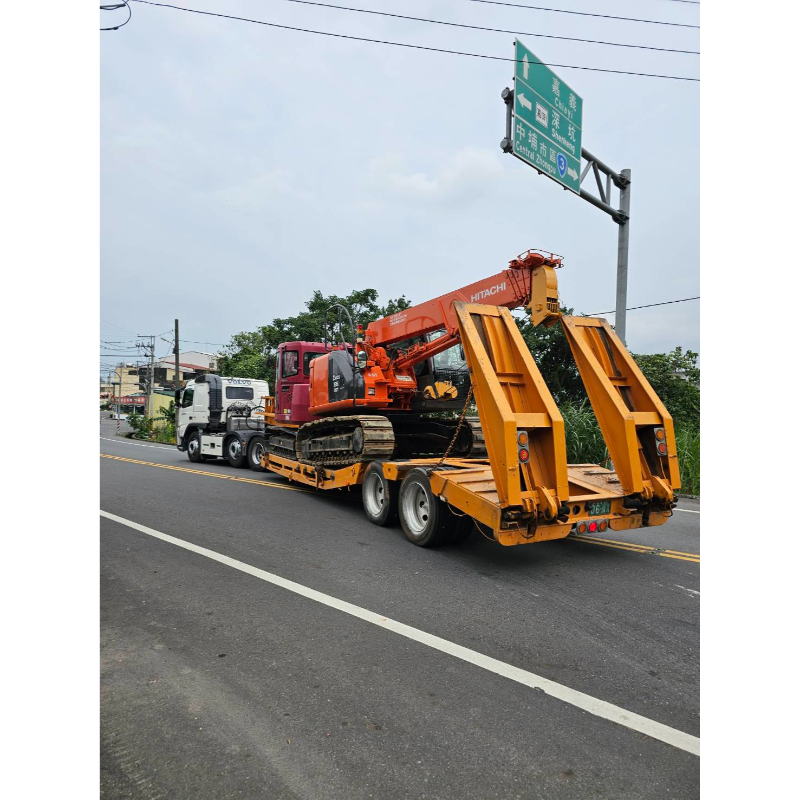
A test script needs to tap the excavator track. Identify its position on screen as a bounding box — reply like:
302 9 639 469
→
296 416 395 468
464 416 487 457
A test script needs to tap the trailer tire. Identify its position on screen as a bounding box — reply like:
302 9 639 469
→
247 436 267 471
362 462 398 527
444 510 473 545
225 436 247 468
398 468 451 547
186 432 206 463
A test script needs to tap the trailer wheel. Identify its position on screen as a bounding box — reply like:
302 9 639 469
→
362 462 398 526
225 436 247 468
445 511 474 545
186 432 206 463
247 436 266 471
398 468 452 547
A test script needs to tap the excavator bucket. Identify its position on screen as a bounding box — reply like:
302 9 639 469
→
560 316 680 503
452 302 569 519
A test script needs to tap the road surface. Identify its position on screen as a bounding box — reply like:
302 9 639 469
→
100 416 699 799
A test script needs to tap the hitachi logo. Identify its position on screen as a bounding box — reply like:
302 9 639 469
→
471 282 506 303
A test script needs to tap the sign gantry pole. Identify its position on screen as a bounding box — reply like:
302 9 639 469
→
501 38 632 342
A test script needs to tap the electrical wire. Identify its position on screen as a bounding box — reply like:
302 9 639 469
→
101 318 136 334
127 1 699 82
275 0 699 55
100 1 132 31
461 1 699 29
585 296 699 316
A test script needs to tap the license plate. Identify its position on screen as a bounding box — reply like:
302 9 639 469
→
587 500 611 516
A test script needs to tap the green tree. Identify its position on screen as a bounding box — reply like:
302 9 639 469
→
514 306 587 405
216 288 411 386
633 347 699 429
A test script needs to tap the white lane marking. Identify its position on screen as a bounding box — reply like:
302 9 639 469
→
100 510 700 757
675 585 700 597
675 508 700 515
100 436 174 451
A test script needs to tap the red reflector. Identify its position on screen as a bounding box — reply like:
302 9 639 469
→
519 448 529 462
657 443 668 455
588 521 598 532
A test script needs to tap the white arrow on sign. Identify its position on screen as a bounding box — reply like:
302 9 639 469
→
518 93 532 111
522 53 529 79
567 167 578 180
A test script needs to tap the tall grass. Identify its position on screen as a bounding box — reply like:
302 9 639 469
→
560 400 700 495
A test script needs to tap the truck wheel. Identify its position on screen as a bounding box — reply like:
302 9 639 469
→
362 462 398 526
247 436 266 471
398 468 451 547
187 432 206 463
225 436 247 468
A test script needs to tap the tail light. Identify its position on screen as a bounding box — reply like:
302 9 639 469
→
518 430 530 464
654 427 668 456
577 519 608 534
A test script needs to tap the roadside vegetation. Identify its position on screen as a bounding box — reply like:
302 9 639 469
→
125 401 177 445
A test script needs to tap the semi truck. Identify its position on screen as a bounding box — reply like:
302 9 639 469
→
179 249 680 549
176 375 270 471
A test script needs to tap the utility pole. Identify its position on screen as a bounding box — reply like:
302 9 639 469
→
137 334 157 417
173 319 181 409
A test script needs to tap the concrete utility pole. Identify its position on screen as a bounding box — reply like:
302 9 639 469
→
137 334 157 417
173 319 181 409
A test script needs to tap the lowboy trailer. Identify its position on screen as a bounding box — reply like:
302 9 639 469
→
255 250 679 548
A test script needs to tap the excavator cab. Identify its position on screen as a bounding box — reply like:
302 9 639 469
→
273 341 328 425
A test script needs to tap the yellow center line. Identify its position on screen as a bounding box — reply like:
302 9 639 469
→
101 454 700 563
99 453 313 493
569 533 700 563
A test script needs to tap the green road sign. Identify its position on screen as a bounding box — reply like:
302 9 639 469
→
512 39 583 194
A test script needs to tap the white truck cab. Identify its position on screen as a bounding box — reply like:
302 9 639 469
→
176 375 270 470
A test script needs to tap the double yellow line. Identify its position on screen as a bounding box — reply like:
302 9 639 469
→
569 532 700 563
101 453 700 563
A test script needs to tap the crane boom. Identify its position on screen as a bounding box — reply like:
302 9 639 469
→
365 251 562 357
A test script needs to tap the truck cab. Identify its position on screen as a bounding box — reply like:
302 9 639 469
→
176 374 270 469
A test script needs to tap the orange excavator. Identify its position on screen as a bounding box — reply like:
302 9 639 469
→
266 250 561 466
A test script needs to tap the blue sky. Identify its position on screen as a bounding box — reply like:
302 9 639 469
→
101 0 699 366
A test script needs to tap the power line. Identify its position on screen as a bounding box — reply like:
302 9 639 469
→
276 0 698 55
100 2 132 31
101 318 136 334
586 296 699 316
128 1 699 82
462 1 699 29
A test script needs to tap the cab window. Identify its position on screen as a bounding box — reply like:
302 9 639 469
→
225 386 254 400
282 349 299 378
303 352 323 376
181 388 194 408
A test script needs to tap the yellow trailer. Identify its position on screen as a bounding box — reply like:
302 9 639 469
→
259 257 678 548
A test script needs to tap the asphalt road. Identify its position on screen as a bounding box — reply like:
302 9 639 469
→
100 416 700 799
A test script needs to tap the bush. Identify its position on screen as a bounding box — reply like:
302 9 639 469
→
560 400 699 496
126 413 153 440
